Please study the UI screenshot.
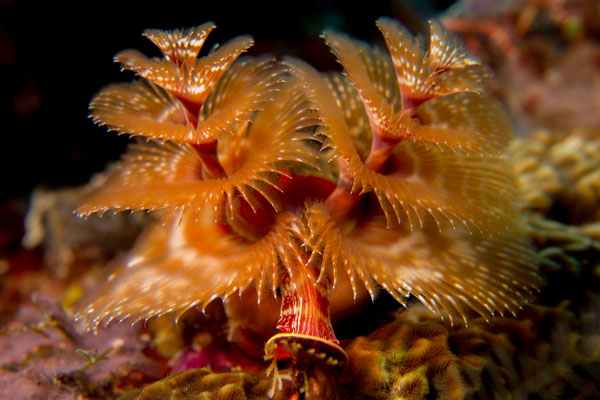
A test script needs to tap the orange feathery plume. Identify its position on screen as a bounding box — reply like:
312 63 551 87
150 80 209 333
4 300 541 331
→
76 20 540 394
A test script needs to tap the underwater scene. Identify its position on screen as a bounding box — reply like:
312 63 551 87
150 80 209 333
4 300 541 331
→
1 1 600 398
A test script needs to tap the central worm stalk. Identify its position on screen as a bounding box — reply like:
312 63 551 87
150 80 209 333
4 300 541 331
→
265 256 347 398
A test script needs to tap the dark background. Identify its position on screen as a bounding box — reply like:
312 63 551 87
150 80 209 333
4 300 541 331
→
0 0 456 202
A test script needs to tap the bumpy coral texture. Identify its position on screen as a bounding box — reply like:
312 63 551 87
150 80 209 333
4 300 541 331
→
340 299 600 400
76 20 539 330
118 368 271 400
511 128 600 224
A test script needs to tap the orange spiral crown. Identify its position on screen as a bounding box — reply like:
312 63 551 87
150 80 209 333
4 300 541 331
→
75 21 540 360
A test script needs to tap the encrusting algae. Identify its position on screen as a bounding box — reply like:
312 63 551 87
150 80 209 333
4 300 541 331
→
74 19 540 396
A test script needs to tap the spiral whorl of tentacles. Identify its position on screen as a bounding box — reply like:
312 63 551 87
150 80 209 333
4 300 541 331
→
76 20 539 384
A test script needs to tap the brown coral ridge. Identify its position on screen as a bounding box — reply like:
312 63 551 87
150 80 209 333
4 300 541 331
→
118 368 271 400
509 127 600 310
340 300 600 400
511 128 600 224
525 212 600 316
75 19 540 395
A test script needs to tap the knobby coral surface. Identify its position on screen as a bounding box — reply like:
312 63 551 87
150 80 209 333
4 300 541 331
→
511 128 600 224
340 299 600 400
118 368 271 400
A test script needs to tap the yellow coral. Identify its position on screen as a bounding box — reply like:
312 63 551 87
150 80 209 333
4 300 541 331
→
118 368 271 400
511 128 600 223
